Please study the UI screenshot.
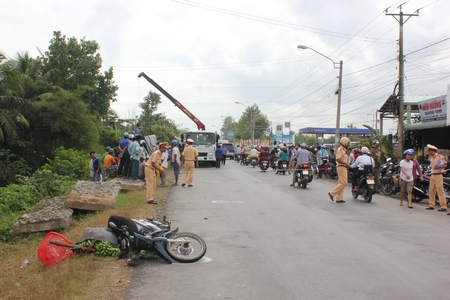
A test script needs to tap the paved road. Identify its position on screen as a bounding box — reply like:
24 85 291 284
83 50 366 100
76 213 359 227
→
126 161 450 300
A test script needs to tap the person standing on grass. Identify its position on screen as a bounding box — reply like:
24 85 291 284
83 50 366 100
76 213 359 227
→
117 132 131 178
128 135 143 182
159 149 168 187
170 140 181 185
215 144 222 169
145 142 167 204
399 149 415 208
90 151 101 182
181 138 199 187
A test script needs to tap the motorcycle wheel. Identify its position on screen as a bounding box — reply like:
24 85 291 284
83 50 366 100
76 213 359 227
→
380 179 393 195
364 188 373 203
301 179 307 189
166 232 207 263
330 173 336 179
412 189 424 203
352 190 358 199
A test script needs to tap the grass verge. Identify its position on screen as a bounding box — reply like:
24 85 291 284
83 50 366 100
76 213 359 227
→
0 174 173 300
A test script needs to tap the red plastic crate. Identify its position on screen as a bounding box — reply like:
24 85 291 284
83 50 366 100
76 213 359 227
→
37 232 75 266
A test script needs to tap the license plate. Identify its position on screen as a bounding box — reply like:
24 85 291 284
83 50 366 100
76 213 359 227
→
367 179 375 184
302 171 309 175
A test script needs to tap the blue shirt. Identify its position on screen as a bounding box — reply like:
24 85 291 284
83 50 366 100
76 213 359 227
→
221 147 228 155
119 138 130 151
128 141 142 161
92 156 100 172
215 148 222 159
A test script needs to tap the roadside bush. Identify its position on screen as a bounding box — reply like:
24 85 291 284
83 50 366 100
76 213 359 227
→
0 149 32 187
42 146 90 180
0 170 75 242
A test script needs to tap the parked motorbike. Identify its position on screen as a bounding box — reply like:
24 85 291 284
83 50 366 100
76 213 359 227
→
351 166 375 203
108 215 207 265
380 164 400 196
295 163 313 189
260 159 269 172
413 174 450 205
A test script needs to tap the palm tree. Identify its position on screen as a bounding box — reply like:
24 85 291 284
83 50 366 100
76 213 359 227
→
362 124 397 161
0 52 30 144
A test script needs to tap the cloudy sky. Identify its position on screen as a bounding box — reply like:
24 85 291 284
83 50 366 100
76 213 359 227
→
2 0 450 135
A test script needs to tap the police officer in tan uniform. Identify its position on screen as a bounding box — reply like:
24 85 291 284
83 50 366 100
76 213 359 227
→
145 142 167 204
181 138 199 187
328 137 351 203
425 144 448 212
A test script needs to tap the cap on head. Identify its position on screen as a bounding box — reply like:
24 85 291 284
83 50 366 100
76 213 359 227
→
124 132 129 138
171 140 178 145
427 144 437 151
159 142 168 148
187 138 194 144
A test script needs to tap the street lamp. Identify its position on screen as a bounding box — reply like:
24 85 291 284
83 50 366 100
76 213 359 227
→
297 45 343 149
235 102 255 147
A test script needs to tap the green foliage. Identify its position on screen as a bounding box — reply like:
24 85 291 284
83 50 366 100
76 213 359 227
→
138 91 180 141
17 169 74 200
29 89 100 154
0 149 32 187
99 127 122 151
42 147 90 180
41 31 118 116
295 134 316 146
235 104 270 140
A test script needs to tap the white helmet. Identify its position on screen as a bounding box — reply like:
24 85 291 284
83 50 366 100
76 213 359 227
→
361 147 369 154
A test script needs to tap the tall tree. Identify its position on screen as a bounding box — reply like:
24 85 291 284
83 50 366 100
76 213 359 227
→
235 104 270 140
220 116 236 139
40 31 118 116
138 90 179 142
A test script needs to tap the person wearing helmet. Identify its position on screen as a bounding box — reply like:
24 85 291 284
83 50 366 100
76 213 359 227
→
399 149 415 208
102 148 118 182
290 143 311 186
353 148 360 160
171 140 181 185
328 137 351 203
425 144 448 212
118 132 131 178
350 146 375 192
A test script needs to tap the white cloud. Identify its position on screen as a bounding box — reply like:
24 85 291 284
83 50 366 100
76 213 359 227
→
2 0 449 134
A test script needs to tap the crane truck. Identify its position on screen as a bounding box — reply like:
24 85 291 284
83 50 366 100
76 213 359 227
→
138 72 217 166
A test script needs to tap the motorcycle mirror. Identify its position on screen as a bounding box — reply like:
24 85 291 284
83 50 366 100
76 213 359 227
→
108 222 118 230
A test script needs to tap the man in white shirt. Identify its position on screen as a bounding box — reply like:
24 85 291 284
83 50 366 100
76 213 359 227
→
170 140 181 186
350 147 375 191
160 148 169 187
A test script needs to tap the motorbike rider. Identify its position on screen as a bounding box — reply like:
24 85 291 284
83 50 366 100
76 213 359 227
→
290 143 311 186
276 146 290 174
350 147 375 191
235 145 242 160
328 137 351 203
258 146 270 166
270 145 279 168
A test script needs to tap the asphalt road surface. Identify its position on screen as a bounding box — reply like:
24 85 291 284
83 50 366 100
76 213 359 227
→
125 161 450 300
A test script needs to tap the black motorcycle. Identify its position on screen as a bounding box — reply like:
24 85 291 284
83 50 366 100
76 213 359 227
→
294 163 313 189
108 215 207 265
351 165 375 203
260 159 269 172
277 160 289 175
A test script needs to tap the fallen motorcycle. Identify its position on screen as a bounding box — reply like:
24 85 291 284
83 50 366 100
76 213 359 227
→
108 215 207 265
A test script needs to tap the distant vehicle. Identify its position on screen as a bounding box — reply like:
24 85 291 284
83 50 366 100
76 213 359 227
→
184 131 217 167
222 143 235 159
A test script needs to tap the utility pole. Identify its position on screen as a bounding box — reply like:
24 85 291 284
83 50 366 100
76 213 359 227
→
386 4 420 157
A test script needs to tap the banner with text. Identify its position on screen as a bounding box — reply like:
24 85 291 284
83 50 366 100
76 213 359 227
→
418 95 447 123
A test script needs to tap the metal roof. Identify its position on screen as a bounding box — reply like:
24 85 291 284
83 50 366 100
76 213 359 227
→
299 127 375 135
